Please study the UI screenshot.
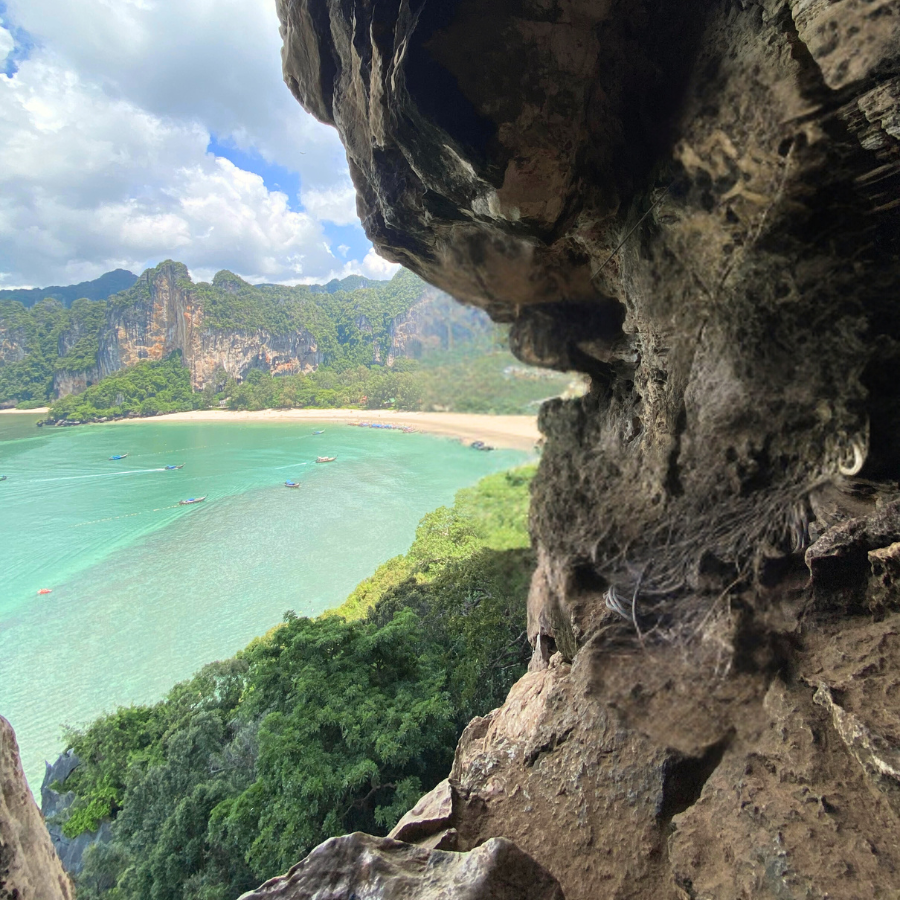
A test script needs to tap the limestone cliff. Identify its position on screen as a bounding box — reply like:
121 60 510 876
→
0 717 72 900
0 329 26 367
384 285 497 363
37 262 489 397
275 0 900 896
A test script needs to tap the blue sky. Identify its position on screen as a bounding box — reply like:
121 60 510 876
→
0 2 32 77
0 0 398 287
207 135 373 265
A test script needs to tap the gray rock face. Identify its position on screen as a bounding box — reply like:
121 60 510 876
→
52 368 102 398
40 750 80 821
0 716 73 900
40 750 112 876
238 833 564 900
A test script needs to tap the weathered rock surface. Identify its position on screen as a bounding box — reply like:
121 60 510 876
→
279 0 900 621
41 750 112 876
276 0 900 898
373 610 900 900
0 716 72 900
237 833 564 900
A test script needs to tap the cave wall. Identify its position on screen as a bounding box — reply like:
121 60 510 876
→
272 1 900 897
279 0 900 636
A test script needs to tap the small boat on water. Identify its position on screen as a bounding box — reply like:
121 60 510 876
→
0 475 6 481
285 481 301 488
312 430 324 435
316 456 337 463
165 464 184 470
109 453 128 460
179 496 206 505
37 588 52 595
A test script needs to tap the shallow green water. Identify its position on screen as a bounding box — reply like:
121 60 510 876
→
0 414 526 791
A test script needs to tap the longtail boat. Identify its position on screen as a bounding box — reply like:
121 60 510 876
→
285 481 301 488
316 456 336 463
165 464 184 470
179 496 206 505
109 454 128 460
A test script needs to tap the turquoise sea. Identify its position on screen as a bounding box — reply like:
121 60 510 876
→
0 413 527 792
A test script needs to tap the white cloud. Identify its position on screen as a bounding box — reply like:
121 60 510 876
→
0 55 349 285
0 0 386 287
360 249 402 280
0 26 14 63
302 183 359 226
4 0 347 185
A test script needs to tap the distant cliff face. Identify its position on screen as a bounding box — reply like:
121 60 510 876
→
190 328 322 387
100 263 201 380
20 261 489 399
0 328 26 366
386 286 496 364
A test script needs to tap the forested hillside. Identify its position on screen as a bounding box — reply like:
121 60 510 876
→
0 263 512 410
54 468 536 899
0 269 137 308
0 296 109 407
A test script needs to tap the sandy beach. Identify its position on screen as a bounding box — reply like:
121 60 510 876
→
107 408 542 452
0 407 49 414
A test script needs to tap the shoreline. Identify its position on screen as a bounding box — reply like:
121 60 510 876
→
0 407 49 414
108 408 542 452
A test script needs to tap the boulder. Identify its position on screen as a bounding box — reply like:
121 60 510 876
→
237 833 564 900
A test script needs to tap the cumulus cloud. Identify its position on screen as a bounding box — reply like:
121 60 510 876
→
0 25 14 63
359 249 402 280
302 184 360 226
0 0 383 287
4 0 344 182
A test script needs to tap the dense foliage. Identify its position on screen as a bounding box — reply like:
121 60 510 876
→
0 297 112 405
192 268 428 370
61 468 535 899
46 347 573 422
48 354 197 421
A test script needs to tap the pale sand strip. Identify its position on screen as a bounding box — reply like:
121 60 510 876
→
0 408 49 414
108 408 542 452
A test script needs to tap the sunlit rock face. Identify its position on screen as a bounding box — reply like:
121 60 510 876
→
0 717 73 900
277 0 900 897
237 833 564 900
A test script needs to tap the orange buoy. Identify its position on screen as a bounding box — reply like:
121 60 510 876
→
37 588 52 595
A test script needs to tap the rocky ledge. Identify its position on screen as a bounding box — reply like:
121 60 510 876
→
273 0 900 896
